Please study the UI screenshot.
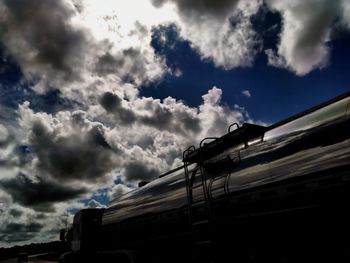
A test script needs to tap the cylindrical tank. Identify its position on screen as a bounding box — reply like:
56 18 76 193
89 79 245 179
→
100 93 350 261
103 94 350 226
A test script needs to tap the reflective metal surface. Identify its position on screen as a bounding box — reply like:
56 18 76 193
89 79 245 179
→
103 95 350 227
103 166 190 225
226 96 350 194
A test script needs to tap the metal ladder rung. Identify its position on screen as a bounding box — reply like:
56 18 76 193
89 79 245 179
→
188 184 203 190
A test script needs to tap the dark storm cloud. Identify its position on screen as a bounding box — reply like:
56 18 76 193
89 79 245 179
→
99 92 137 125
2 222 43 234
140 105 173 130
124 162 160 182
0 173 86 212
9 208 23 218
139 103 201 135
0 222 43 243
119 48 149 84
151 0 240 19
135 136 155 150
100 92 201 135
89 126 112 149
30 120 115 182
0 0 91 83
96 52 125 76
96 47 160 84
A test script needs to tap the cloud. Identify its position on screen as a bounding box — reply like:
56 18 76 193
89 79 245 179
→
19 103 117 184
99 86 250 147
0 0 94 92
138 97 202 135
151 0 240 19
242 90 251 98
100 92 201 135
0 222 43 243
152 0 262 70
265 0 349 75
0 0 167 99
108 183 133 200
265 48 286 68
0 0 349 107
123 162 160 182
0 173 87 212
0 193 82 247
173 68 182 77
95 45 167 86
0 124 20 171
0 124 10 147
198 87 248 136
11 86 250 192
8 208 22 218
99 92 137 125
87 199 106 208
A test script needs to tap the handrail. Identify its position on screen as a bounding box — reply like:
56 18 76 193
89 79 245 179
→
183 145 195 161
228 122 239 133
200 137 218 148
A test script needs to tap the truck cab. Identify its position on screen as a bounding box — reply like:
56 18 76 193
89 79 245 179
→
71 208 105 254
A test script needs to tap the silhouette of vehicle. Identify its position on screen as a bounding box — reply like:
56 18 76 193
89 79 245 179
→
61 92 350 262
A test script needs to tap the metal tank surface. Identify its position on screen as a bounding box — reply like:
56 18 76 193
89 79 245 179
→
103 93 350 223
65 92 350 263
103 166 188 225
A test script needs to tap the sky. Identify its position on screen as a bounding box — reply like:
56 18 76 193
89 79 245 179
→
0 0 349 247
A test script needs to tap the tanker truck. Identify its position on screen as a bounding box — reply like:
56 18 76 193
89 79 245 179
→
61 92 350 262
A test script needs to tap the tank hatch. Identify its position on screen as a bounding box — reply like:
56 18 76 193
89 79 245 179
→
183 123 267 163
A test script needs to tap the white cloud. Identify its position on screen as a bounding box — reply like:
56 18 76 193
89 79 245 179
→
265 0 348 76
242 90 251 98
0 0 349 105
173 67 183 77
108 183 133 200
2 86 251 193
152 0 262 69
2 0 348 103
87 199 106 208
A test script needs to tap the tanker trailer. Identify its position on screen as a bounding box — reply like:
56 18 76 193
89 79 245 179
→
62 92 350 262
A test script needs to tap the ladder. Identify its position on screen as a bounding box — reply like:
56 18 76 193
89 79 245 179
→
183 138 217 226
182 122 267 261
183 138 218 263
